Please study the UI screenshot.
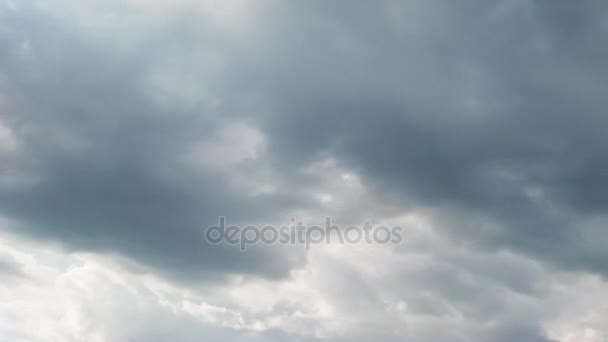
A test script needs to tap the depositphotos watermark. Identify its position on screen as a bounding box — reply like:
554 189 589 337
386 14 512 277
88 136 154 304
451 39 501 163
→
204 217 402 251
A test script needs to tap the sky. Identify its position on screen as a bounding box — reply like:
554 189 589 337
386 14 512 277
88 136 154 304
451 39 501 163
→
0 0 607 341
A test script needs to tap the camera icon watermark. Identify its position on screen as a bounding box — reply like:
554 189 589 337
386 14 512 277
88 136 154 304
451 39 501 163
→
204 217 402 251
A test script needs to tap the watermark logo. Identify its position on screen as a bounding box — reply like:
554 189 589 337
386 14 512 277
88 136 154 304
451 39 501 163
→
204 217 402 251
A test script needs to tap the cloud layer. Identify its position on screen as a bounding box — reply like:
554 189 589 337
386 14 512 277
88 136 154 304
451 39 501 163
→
1 0 607 341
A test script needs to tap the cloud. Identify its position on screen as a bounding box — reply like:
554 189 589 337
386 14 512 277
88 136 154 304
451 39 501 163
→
1 0 608 341
0 0 311 281
0 218 576 342
228 0 608 274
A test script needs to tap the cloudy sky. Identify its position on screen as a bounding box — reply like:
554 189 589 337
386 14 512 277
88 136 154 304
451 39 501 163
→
1 0 608 341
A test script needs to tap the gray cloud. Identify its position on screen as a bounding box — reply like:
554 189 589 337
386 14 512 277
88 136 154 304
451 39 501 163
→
228 0 608 274
0 0 309 281
0 0 607 341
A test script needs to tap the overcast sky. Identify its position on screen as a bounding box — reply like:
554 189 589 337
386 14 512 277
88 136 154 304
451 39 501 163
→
1 0 608 341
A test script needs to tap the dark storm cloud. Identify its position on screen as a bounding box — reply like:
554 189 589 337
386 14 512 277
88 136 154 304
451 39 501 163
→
0 1 309 281
224 0 608 274
0 1 607 335
3 1 606 341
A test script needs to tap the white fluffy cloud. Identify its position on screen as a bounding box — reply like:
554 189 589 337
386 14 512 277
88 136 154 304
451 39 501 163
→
1 214 608 342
